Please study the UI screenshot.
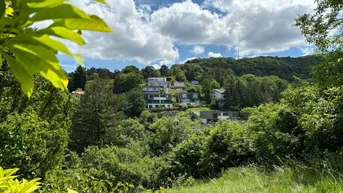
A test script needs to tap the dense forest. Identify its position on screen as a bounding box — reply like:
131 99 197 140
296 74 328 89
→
182 55 322 81
1 0 343 193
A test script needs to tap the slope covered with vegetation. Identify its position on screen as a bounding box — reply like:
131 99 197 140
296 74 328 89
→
182 55 322 81
1 0 343 193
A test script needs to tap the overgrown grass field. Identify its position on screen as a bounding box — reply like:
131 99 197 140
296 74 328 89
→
161 166 343 193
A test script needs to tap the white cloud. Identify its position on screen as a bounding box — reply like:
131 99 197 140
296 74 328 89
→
300 47 315 56
191 45 205 55
64 0 316 65
202 0 316 56
183 57 197 63
67 0 179 65
151 0 237 45
151 64 162 69
208 52 223 58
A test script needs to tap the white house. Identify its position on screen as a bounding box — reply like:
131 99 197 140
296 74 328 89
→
148 77 170 93
172 82 186 90
177 92 200 106
212 88 226 101
142 86 173 108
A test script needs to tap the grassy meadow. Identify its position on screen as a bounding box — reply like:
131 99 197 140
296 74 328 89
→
160 166 343 193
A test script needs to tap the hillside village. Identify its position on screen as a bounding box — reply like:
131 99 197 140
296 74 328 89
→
143 77 240 124
73 76 239 125
68 55 323 127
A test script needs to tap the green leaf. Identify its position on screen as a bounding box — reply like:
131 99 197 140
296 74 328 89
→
5 7 14 17
3 168 19 177
3 53 34 97
32 4 91 22
9 44 69 89
10 34 84 65
95 0 107 4
37 27 85 45
10 34 73 56
72 54 84 66
50 15 113 32
20 178 41 193
27 0 66 8
68 189 78 193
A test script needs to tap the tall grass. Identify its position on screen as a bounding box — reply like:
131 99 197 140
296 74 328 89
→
159 160 343 193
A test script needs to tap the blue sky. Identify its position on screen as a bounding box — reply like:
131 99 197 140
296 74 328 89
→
61 0 317 72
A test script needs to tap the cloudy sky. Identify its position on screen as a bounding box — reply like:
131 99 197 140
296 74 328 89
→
59 0 317 72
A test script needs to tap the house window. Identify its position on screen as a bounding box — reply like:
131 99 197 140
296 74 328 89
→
182 94 187 98
223 112 229 116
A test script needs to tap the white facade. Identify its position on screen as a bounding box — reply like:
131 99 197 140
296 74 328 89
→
213 89 226 101
147 103 173 108
148 77 167 82
148 77 170 93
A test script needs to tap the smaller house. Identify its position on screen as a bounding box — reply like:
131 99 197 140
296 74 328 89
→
190 80 199 85
142 86 160 94
145 94 173 109
177 92 200 106
200 111 239 125
72 91 85 98
148 77 170 93
142 86 173 108
212 88 226 101
172 82 186 90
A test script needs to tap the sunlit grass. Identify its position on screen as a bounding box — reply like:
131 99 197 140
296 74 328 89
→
185 107 211 113
159 166 343 193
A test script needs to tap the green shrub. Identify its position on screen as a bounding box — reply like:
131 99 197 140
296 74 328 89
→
43 146 151 192
0 108 68 178
168 134 206 179
0 167 41 193
149 113 200 156
199 120 254 177
245 103 303 164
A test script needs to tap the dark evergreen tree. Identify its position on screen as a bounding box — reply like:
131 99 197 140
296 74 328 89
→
73 66 87 91
160 64 169 77
69 78 124 154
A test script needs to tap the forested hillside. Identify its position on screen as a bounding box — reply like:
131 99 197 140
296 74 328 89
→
181 55 322 81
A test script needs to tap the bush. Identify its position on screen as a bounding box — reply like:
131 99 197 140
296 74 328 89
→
105 118 148 147
149 113 200 156
245 103 303 164
0 108 68 178
43 146 153 192
199 120 254 177
169 133 206 178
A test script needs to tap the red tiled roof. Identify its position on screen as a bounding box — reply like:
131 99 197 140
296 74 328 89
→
72 91 85 95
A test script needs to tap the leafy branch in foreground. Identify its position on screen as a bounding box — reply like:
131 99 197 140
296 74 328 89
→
0 167 41 193
295 0 342 51
0 0 113 97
